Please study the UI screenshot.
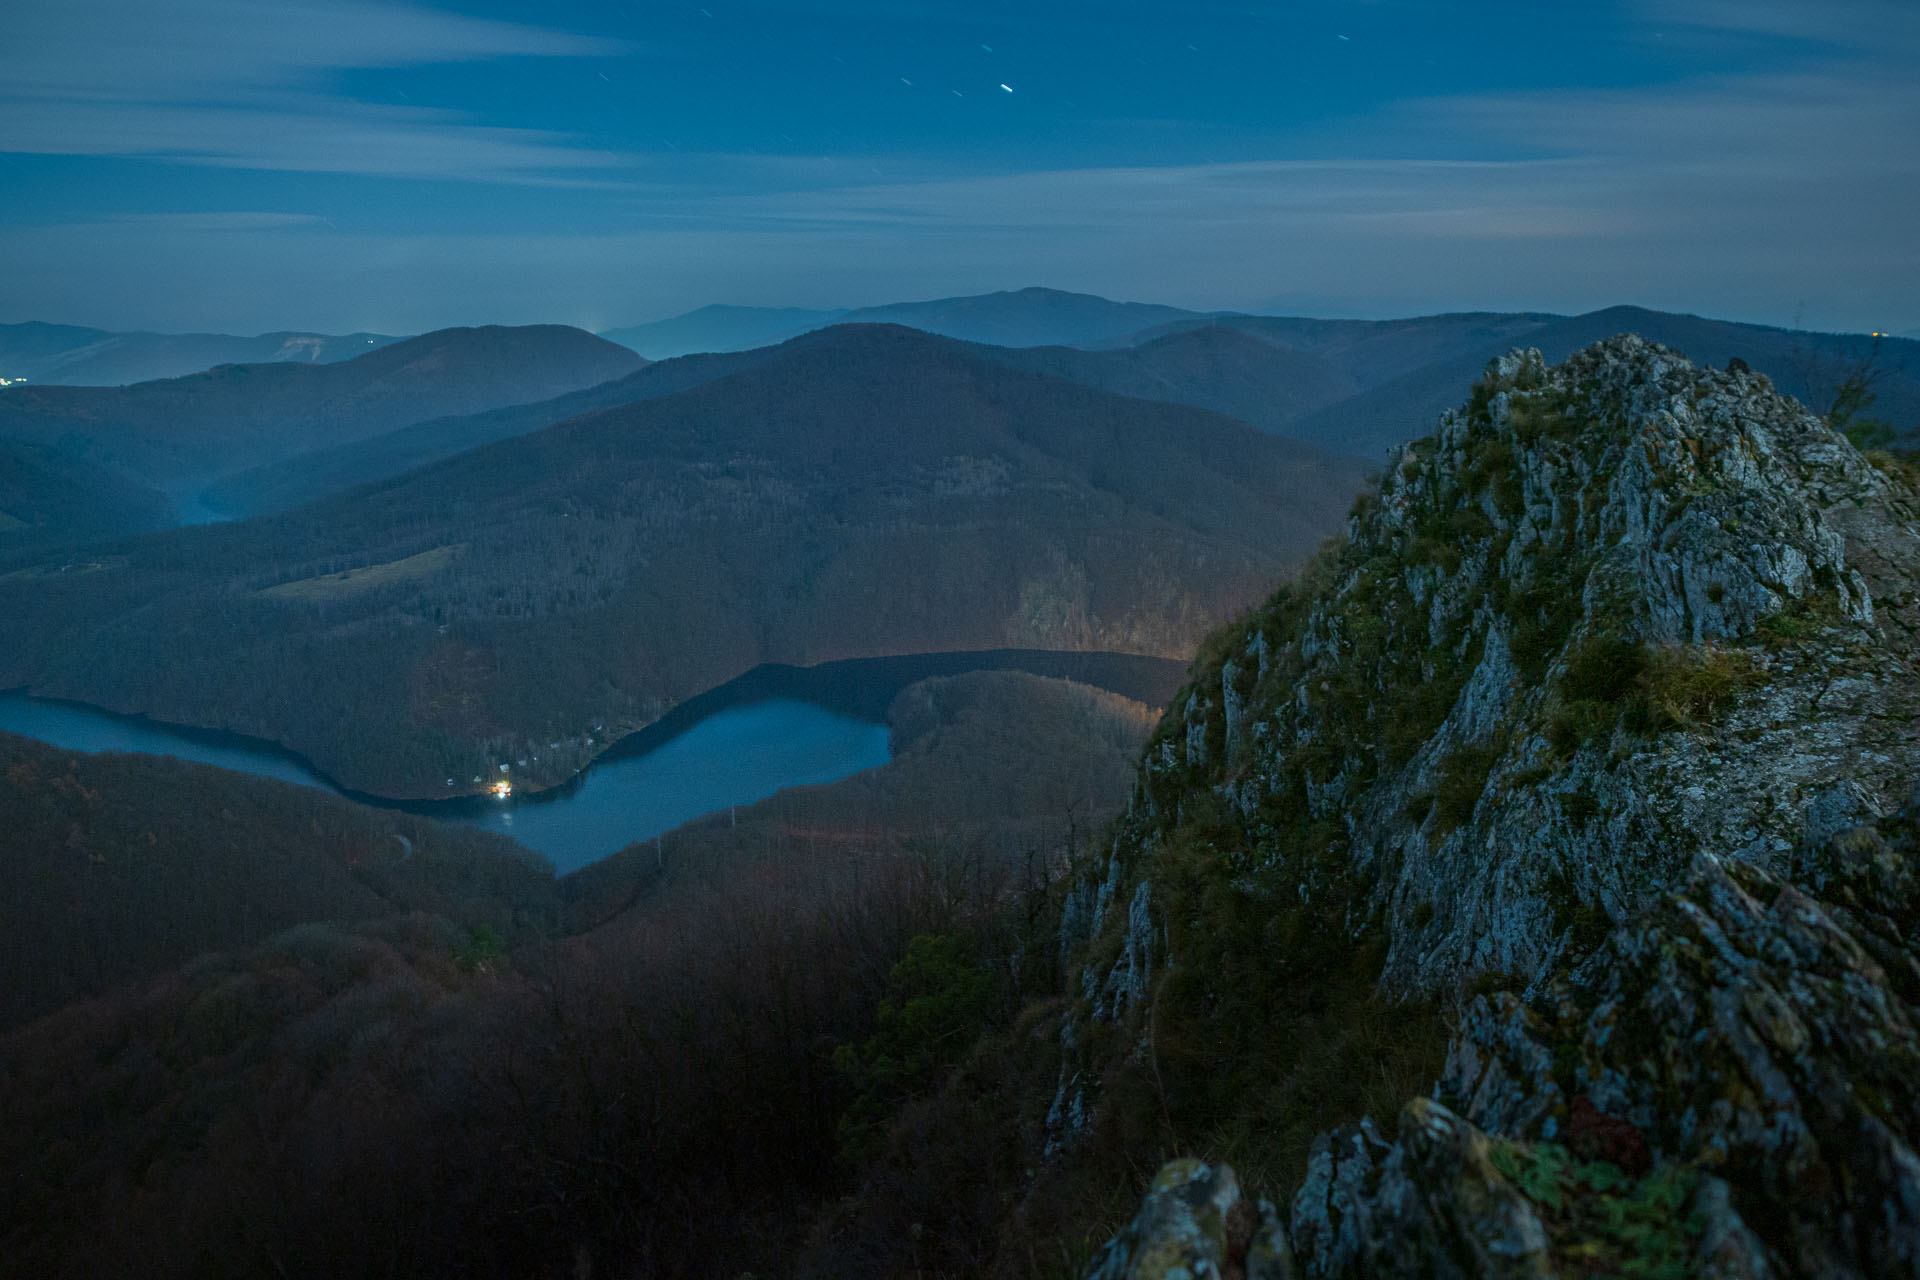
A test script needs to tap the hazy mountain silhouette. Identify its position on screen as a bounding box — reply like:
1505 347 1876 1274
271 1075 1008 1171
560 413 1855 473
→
203 343 791 517
206 303 1919 519
209 325 1363 517
0 321 404 387
600 288 1209 358
0 323 119 377
600 304 845 359
839 286 1208 347
1281 305 1920 458
0 325 645 490
973 326 1361 444
1118 311 1564 382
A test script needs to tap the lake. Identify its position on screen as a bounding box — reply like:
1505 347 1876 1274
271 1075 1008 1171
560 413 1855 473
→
0 691 888 875
0 649 1186 875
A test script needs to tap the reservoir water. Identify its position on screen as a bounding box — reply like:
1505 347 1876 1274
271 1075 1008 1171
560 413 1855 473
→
0 650 1184 875
0 691 889 875
464 700 888 872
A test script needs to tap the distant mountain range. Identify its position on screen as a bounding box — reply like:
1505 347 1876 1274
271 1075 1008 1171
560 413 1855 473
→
202 340 788 518
206 301 1920 521
1272 305 1920 459
0 322 403 387
598 305 845 359
201 316 1403 521
0 323 1369 798
0 324 642 495
841 287 1203 348
4 290 1911 548
600 287 1209 358
206 323 1368 519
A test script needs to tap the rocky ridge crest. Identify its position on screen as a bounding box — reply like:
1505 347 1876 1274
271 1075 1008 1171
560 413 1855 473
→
1067 336 1920 1276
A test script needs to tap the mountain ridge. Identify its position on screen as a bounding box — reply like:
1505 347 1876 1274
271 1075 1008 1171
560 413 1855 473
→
601 287 1211 358
0 324 645 490
600 304 845 359
1284 304 1920 458
14 298 1909 526
0 321 403 387
1045 336 1920 1277
205 324 1375 518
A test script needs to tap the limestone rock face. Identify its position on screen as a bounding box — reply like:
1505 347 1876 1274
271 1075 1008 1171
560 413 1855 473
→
1293 801 1920 1279
1071 337 1920 1277
1083 1158 1294 1280
1130 336 1920 1000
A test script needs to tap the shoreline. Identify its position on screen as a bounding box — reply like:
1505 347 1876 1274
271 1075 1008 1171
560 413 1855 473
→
0 648 1188 810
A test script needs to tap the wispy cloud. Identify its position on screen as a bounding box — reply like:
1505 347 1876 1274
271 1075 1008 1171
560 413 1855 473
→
692 157 1611 236
0 0 631 181
99 212 332 231
0 99 633 182
1636 0 1920 53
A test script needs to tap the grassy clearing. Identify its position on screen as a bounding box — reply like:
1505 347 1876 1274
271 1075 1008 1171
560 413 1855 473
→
0 554 130 581
263 543 464 600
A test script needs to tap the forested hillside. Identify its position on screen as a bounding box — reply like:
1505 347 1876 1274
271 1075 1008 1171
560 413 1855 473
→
199 326 1366 517
0 670 1155 1280
0 324 1368 798
202 340 796 517
974 327 1361 444
0 732 557 1029
0 442 173 551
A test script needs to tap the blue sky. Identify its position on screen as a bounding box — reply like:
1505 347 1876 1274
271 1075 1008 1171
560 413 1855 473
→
1 0 1915 334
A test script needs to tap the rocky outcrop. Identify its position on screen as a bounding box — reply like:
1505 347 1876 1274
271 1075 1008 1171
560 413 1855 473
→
1290 797 1920 1278
1057 335 1920 1133
1083 1159 1293 1280
1092 775 1920 1280
1137 337 1918 999
1072 337 1920 1277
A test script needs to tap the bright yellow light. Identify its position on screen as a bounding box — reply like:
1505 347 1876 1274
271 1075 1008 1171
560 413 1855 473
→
492 779 513 798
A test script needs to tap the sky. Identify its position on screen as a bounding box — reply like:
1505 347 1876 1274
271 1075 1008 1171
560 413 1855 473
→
1 0 1916 336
